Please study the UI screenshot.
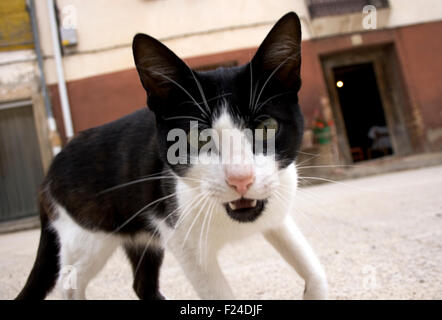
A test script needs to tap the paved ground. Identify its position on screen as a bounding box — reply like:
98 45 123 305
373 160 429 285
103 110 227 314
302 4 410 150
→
1 165 441 300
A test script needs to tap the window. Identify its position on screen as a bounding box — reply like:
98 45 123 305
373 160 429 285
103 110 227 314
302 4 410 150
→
0 0 33 52
306 0 389 19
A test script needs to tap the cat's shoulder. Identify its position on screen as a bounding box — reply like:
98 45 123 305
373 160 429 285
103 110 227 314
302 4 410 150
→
51 108 156 163
73 107 154 142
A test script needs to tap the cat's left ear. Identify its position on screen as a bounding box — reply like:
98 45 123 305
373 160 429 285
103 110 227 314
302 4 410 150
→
251 12 302 90
133 33 189 99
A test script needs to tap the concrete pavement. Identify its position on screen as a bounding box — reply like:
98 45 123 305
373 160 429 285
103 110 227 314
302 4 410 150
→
1 165 441 299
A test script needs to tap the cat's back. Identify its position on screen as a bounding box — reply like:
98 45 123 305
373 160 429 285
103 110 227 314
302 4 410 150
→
45 108 163 219
49 107 157 172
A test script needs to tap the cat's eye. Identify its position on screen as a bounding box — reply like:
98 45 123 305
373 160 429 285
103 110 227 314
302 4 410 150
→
255 118 278 140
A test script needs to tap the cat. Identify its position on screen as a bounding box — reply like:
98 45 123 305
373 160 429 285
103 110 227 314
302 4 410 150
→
16 12 327 300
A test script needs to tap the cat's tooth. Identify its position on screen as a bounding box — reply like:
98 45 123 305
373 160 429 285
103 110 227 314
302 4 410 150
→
229 202 237 210
251 200 257 207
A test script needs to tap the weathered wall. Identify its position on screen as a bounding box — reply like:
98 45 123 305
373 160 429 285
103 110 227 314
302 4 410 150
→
49 20 442 153
35 0 442 85
0 50 53 170
0 50 38 100
48 68 144 141
395 21 442 150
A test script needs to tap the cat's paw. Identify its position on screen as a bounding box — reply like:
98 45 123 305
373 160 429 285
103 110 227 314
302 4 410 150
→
156 291 167 300
136 290 167 300
148 291 167 300
303 278 328 300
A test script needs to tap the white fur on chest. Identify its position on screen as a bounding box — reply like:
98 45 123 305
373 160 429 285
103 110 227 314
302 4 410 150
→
163 163 298 253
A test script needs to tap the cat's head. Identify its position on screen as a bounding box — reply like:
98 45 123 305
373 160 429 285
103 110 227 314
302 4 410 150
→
133 12 303 223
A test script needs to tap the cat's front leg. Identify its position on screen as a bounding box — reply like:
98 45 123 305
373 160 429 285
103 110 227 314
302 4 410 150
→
263 215 328 300
168 241 234 300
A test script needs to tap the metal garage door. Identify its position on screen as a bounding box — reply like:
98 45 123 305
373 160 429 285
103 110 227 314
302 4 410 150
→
0 100 44 222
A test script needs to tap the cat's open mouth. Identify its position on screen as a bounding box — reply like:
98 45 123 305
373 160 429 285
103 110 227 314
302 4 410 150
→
224 198 266 223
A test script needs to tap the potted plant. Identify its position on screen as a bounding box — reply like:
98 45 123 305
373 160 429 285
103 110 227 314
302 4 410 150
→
312 109 333 145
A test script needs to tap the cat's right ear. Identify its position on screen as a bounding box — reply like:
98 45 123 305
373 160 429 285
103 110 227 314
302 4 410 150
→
133 33 188 99
251 12 302 90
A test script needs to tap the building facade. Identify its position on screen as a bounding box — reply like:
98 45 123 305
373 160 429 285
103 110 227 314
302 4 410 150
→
1 0 442 223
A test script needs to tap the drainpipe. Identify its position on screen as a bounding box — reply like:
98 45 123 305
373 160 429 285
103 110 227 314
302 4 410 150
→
27 0 62 155
46 0 74 140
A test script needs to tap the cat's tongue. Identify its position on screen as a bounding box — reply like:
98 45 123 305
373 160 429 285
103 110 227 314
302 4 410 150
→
228 198 257 210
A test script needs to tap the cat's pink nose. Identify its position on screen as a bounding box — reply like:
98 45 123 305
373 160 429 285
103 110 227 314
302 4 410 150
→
225 171 255 196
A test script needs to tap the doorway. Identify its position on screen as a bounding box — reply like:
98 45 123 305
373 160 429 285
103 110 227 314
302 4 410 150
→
333 63 393 162
0 101 44 222
321 45 413 164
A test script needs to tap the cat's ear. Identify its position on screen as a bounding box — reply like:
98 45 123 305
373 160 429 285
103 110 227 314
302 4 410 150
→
251 12 302 89
133 33 189 98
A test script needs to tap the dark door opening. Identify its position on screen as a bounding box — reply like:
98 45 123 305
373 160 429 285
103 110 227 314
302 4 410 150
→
0 102 44 222
333 63 393 162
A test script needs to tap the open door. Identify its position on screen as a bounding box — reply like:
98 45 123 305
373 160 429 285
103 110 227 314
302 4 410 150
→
333 63 393 162
0 101 44 222
322 45 413 164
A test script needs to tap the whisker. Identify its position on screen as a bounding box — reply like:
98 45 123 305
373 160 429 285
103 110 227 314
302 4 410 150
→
133 193 200 275
297 164 356 170
112 188 197 233
296 188 333 209
189 69 211 115
252 53 300 114
133 232 158 277
173 189 209 232
203 200 215 266
297 150 320 156
207 92 232 103
299 176 373 191
164 190 201 229
254 91 293 113
182 194 210 248
98 175 208 195
98 175 178 195
162 191 201 235
292 206 328 242
144 68 211 120
278 182 344 219
274 190 328 241
164 115 207 123
178 92 233 108
295 154 322 167
279 182 335 216
249 62 254 110
198 198 214 266
162 193 204 248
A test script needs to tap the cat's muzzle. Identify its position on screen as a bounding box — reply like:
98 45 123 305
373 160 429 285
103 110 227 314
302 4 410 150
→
224 198 266 223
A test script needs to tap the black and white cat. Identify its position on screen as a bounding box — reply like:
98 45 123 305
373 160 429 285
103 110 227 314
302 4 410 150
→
17 12 327 300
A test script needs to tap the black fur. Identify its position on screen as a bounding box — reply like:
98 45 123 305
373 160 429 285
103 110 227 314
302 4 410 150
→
17 12 304 299
48 109 172 234
16 203 60 300
124 245 165 300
